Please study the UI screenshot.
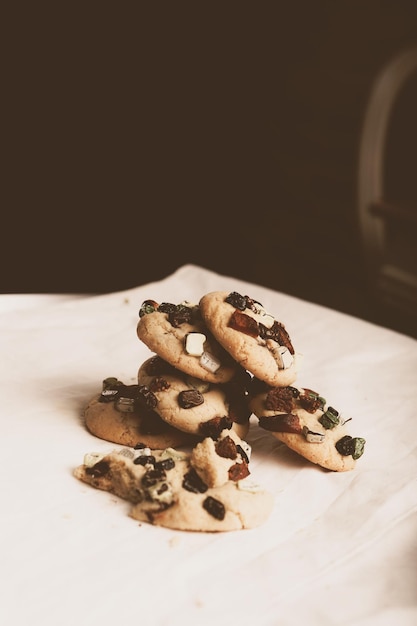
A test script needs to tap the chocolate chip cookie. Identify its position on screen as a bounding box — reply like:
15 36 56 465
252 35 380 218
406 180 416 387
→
84 377 198 449
73 430 274 532
199 291 300 387
137 356 251 439
249 378 366 471
137 299 239 383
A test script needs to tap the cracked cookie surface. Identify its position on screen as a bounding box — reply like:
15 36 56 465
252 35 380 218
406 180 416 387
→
73 432 274 532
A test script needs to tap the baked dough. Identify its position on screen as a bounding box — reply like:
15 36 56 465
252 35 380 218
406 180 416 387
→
199 291 300 387
249 379 366 472
137 356 251 439
137 299 239 383
84 378 198 449
73 431 274 532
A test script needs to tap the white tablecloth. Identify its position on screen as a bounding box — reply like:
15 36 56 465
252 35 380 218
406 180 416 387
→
1 264 416 626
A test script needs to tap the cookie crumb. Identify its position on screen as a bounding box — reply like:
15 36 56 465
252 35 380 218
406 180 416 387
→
168 535 181 548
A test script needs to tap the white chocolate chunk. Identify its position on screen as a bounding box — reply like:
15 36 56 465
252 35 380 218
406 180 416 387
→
250 302 275 328
279 346 294 369
83 452 105 467
302 426 326 443
269 344 294 369
101 388 118 399
132 446 152 460
185 332 206 356
259 313 275 328
199 351 221 373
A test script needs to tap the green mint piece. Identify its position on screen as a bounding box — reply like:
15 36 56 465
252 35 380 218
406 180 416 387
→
352 437 366 459
140 303 156 316
318 408 340 430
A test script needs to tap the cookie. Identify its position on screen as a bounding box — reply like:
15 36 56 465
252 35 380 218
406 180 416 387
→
190 427 252 488
199 291 300 387
73 432 274 532
137 356 251 439
249 379 366 472
137 299 239 383
84 377 198 449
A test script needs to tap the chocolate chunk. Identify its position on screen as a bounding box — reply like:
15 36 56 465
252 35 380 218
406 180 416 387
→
141 468 166 488
149 376 170 392
215 436 238 459
259 320 294 354
299 389 325 413
85 460 110 477
236 444 250 463
336 435 366 459
134 455 156 466
178 389 204 409
182 468 208 493
203 496 225 520
157 302 177 314
228 461 250 482
137 385 158 410
154 458 175 471
228 310 259 338
258 413 302 433
225 291 248 310
166 304 193 327
198 416 233 439
265 386 295 413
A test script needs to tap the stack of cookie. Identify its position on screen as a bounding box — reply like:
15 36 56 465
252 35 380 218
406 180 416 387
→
84 293 256 450
76 290 365 532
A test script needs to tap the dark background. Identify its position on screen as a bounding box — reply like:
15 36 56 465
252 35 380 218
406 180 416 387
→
3 2 417 337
